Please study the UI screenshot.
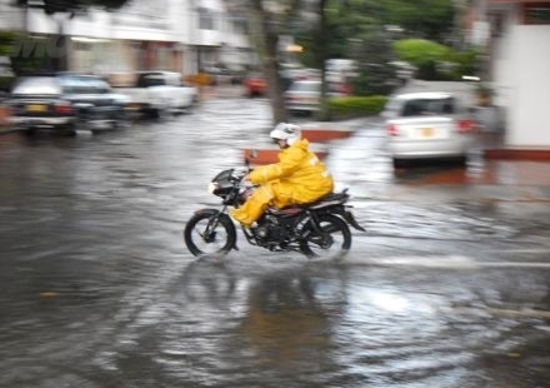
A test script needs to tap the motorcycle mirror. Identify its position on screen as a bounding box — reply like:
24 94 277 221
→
245 149 258 170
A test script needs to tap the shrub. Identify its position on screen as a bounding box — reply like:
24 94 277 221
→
393 39 449 68
328 96 388 118
393 39 481 81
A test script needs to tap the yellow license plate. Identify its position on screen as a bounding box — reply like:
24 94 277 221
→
27 104 47 113
422 127 434 137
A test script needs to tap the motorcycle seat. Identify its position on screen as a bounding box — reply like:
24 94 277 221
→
268 190 350 215
303 191 349 209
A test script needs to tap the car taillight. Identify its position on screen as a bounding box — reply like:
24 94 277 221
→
387 123 399 136
456 119 474 133
54 101 72 115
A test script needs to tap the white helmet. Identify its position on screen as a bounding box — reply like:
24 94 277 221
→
269 122 302 146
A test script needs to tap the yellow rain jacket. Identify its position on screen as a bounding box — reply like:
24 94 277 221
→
231 139 333 226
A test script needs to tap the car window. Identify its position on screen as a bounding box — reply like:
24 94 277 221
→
61 77 77 94
400 97 456 117
88 79 111 94
137 73 166 87
382 98 401 118
290 82 320 92
12 77 62 95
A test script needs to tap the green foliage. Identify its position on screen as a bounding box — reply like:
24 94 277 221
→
383 0 455 41
393 39 480 81
295 0 458 96
328 95 388 118
393 39 449 66
444 49 480 78
0 32 15 56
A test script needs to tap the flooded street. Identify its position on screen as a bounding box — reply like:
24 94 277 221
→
1 96 549 387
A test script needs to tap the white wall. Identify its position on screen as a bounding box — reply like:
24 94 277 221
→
506 25 550 147
26 0 177 42
0 0 24 31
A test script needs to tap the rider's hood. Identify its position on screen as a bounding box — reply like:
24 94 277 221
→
287 138 309 151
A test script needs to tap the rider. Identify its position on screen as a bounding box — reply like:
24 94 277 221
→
230 122 334 227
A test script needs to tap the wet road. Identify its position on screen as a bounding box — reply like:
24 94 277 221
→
1 97 549 388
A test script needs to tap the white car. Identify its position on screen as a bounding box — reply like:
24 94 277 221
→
115 71 197 118
383 92 477 167
285 80 347 114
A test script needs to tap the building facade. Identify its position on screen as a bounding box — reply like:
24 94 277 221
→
467 0 550 148
0 0 253 82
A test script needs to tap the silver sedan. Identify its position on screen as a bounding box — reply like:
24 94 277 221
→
383 92 476 167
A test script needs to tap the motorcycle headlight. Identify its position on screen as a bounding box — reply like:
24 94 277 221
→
208 182 218 195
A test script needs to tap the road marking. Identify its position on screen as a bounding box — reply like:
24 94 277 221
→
352 255 550 269
481 262 550 268
491 248 550 254
445 306 550 319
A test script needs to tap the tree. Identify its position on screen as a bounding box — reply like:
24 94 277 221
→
393 38 479 80
383 0 455 42
393 39 450 66
351 29 399 95
225 0 305 124
312 0 399 96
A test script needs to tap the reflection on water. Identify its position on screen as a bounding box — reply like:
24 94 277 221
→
0 99 548 387
238 266 346 368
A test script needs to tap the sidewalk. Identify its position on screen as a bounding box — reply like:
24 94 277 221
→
0 105 12 133
320 117 550 203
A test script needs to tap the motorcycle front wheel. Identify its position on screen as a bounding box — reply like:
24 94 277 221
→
300 214 352 259
184 211 236 257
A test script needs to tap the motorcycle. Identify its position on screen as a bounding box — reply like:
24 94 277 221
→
184 165 365 258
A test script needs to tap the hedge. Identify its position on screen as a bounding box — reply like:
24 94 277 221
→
328 95 388 118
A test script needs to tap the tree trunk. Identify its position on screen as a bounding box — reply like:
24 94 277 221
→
250 0 288 125
316 0 329 121
54 17 69 71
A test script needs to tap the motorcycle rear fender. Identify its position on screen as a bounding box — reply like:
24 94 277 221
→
192 208 239 250
344 210 366 232
314 205 366 232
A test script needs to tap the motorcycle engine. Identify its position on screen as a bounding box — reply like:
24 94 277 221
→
254 216 289 246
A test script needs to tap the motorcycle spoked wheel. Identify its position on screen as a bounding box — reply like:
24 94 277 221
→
184 212 236 257
299 214 352 259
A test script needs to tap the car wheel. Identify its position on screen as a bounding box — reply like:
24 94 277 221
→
454 155 468 166
392 158 408 169
60 124 76 136
113 110 130 130
25 126 37 136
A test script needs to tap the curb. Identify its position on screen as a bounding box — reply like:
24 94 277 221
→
484 148 550 161
242 124 354 165
302 128 352 143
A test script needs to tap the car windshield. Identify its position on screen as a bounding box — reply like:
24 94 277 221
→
12 77 62 95
400 97 456 117
290 82 320 92
137 73 166 87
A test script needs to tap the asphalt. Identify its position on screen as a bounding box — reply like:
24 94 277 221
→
0 95 549 388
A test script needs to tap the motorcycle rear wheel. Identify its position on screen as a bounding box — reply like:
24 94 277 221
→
300 214 351 258
184 212 236 257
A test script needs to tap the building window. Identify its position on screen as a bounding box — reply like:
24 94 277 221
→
523 3 550 24
232 18 248 35
199 7 215 30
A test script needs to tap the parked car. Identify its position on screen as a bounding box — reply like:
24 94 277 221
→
243 73 267 97
115 71 197 118
8 73 130 135
383 92 477 167
285 79 348 114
